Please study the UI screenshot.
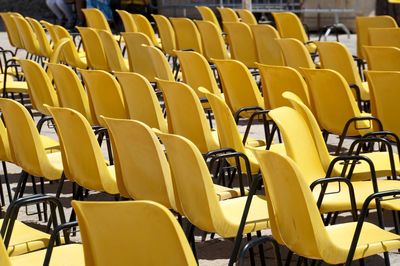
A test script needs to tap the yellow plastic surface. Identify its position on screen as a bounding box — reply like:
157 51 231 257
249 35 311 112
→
76 27 109 71
82 8 111 32
277 38 315 69
116 9 137 32
251 24 284 66
98 30 129 72
237 9 258 25
152 14 176 56
364 46 400 71
132 14 160 46
195 20 230 61
170 17 203 54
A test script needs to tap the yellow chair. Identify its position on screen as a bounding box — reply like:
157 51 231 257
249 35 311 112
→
355 15 397 60
72 200 196 266
82 8 112 32
121 32 156 82
40 20 60 46
48 106 119 195
132 14 160 46
222 22 257 68
116 9 137 32
76 27 109 71
152 14 177 57
368 27 400 48
217 7 240 23
12 16 42 59
272 12 316 54
195 20 230 61
237 9 257 25
253 149 400 265
114 72 167 132
364 46 400 71
26 17 53 59
250 24 284 66
196 6 221 29
98 30 129 72
170 17 203 54
0 12 24 55
316 41 369 102
145 45 176 81
58 38 88 69
277 38 316 70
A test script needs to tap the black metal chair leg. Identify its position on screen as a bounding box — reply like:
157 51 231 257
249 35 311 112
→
40 177 48 222
246 233 256 266
0 169 5 206
2 161 11 203
256 231 266 266
285 250 293 266
30 176 43 221
55 175 66 198
13 171 28 201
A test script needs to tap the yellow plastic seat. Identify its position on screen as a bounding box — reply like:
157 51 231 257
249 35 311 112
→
82 8 112 32
355 15 397 60
145 45 177 81
12 16 42 57
223 22 257 68
72 200 196 266
152 14 177 57
77 27 109 71
217 7 240 23
121 32 156 82
0 12 24 54
81 70 128 127
277 38 316 70
116 9 137 32
196 6 221 29
237 9 257 25
316 41 369 101
132 14 160 47
368 27 400 48
98 30 129 72
40 20 59 46
254 149 400 265
48 106 119 195
364 46 400 71
114 72 167 132
272 12 316 54
195 20 230 61
170 17 203 54
57 38 87 69
250 24 284 66
26 17 52 59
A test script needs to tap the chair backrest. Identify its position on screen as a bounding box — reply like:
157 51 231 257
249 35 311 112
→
81 69 128 127
145 45 175 81
13 15 41 55
223 22 257 68
316 41 363 90
364 46 400 71
175 50 222 97
18 59 59 115
301 68 364 136
196 6 220 29
277 38 315 70
368 27 400 48
41 20 59 45
0 99 59 179
48 63 94 124
116 9 137 32
114 72 167 132
77 26 109 71
26 17 52 58
0 12 23 49
250 24 284 66
214 59 264 115
82 8 111 32
48 106 118 194
104 118 176 209
0 114 11 163
237 9 257 25
98 30 129 72
72 200 196 266
157 131 225 234
258 64 310 110
58 37 87 69
170 17 203 54
355 15 397 59
272 12 309 43
217 7 240 23
157 79 219 153
132 14 159 46
122 32 156 82
253 149 326 260
152 14 176 56
195 20 229 61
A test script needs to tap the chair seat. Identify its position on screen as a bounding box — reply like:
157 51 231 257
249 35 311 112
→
360 81 370 101
40 136 60 152
45 152 64 181
214 184 247 201
10 243 84 266
105 165 119 195
2 79 29 94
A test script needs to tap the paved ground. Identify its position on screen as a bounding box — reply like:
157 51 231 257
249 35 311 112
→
1 30 400 265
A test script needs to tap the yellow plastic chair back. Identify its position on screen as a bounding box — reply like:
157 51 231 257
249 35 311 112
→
82 8 111 32
277 38 315 69
170 17 203 54
116 9 137 32
237 9 257 25
98 30 129 72
175 50 222 97
145 45 175 81
26 17 52 58
18 59 59 115
217 7 240 23
12 16 41 56
214 59 264 115
41 20 59 45
258 64 310 110
48 63 94 124
81 69 128 126
0 99 61 180
132 14 159 46
0 115 12 163
196 6 220 29
152 14 176 56
72 200 196 266
114 72 167 132
355 15 397 59
53 24 73 40
122 32 156 82
77 27 108 71
368 27 400 48
364 46 400 71
0 12 23 49
223 22 257 68
58 37 87 69
195 20 229 61
272 12 309 44
250 24 284 66
48 106 118 194
157 79 219 153
103 118 176 209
